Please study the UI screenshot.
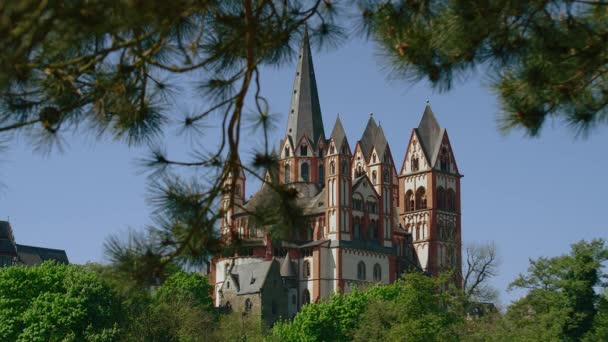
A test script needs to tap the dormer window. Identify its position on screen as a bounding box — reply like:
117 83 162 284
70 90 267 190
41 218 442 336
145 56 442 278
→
301 145 308 156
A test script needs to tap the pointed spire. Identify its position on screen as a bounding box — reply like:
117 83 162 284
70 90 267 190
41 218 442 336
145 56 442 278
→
373 124 388 161
416 103 444 166
280 253 296 277
359 115 378 160
330 115 347 152
286 28 325 148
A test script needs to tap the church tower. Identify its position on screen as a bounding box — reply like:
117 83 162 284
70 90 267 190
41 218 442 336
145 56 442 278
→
325 116 352 242
280 28 325 187
398 104 462 277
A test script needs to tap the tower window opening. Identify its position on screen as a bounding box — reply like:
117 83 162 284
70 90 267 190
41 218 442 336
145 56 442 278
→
303 260 311 278
416 187 427 210
405 190 414 212
319 163 324 185
285 147 290 157
411 155 419 171
440 148 449 172
285 163 291 183
301 163 310 182
330 161 336 175
301 145 308 156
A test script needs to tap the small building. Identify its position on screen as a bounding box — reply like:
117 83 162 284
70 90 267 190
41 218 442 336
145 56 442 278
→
0 221 69 267
218 258 290 326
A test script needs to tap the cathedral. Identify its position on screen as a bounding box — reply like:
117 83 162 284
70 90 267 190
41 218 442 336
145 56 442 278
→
210 31 462 325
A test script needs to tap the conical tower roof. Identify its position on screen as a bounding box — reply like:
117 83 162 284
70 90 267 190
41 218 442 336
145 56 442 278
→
330 115 347 152
415 103 445 165
359 114 378 160
280 252 296 277
286 28 325 148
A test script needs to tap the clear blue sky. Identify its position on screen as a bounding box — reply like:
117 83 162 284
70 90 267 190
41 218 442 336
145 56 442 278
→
1 36 607 306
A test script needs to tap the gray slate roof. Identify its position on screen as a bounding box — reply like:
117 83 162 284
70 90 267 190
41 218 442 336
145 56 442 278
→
359 115 378 161
16 244 69 265
373 124 389 161
286 28 325 148
280 253 296 277
415 104 445 166
228 259 276 295
330 115 347 152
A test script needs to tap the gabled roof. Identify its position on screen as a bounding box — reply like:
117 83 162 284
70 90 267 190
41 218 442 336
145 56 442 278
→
285 28 325 149
359 115 378 161
330 115 347 152
415 104 445 166
228 259 276 295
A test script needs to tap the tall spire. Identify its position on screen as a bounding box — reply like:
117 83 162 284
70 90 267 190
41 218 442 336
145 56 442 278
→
286 28 325 148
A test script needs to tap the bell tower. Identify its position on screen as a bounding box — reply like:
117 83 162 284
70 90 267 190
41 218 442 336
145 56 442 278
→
398 104 462 277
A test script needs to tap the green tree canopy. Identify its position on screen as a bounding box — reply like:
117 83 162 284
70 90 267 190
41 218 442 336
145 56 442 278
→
503 239 608 341
0 261 123 341
271 272 462 342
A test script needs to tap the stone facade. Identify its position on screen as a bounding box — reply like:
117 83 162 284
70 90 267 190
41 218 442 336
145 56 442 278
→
211 30 462 323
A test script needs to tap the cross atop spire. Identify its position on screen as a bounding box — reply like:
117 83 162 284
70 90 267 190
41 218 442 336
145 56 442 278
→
285 28 325 148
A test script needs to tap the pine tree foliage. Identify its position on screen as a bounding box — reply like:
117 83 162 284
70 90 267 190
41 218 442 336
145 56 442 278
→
360 0 608 136
1 1 344 280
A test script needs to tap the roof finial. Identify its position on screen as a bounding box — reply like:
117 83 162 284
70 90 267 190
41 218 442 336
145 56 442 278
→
369 112 373 117
426 98 430 105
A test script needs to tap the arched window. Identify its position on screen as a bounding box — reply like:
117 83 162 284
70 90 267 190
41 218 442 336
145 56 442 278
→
330 145 335 154
440 148 449 172
353 218 361 240
416 187 427 210
369 220 378 240
341 160 348 174
447 189 456 211
356 164 364 178
285 163 291 183
300 144 308 156
301 163 309 182
411 155 419 171
367 198 378 214
319 163 324 184
373 263 382 281
302 289 311 305
245 298 253 312
303 260 311 278
372 154 377 163
383 168 390 182
405 190 414 212
330 161 336 175
352 194 363 211
284 146 290 157
416 226 420 241
357 261 366 280
372 170 377 184
437 187 445 210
